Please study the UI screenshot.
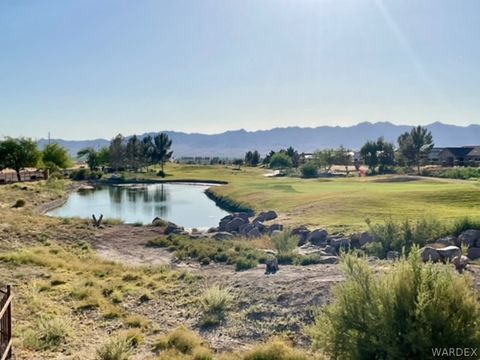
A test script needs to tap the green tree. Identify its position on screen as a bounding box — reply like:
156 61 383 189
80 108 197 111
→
360 138 395 175
151 133 173 176
334 146 352 175
97 147 110 169
378 140 395 173
285 146 300 168
244 150 261 167
77 147 99 171
313 149 336 174
262 150 276 165
109 134 126 171
398 126 434 173
42 143 72 171
269 152 293 172
0 138 41 181
125 135 144 172
360 140 379 174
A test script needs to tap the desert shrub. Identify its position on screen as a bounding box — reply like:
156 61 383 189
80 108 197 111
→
366 217 445 259
295 254 322 266
23 315 71 350
153 326 205 354
271 231 298 254
96 336 132 360
199 286 233 325
300 162 319 179
235 256 258 271
243 337 311 360
13 198 26 208
103 218 124 225
309 251 480 359
450 217 480 236
124 314 149 328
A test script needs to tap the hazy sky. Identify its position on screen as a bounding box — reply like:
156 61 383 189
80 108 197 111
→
1 0 479 139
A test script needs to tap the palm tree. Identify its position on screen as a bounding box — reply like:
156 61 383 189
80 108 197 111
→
151 133 173 176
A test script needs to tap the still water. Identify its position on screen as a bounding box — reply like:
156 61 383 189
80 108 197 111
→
47 183 229 229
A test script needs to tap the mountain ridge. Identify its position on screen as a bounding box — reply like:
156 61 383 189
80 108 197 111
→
37 122 480 157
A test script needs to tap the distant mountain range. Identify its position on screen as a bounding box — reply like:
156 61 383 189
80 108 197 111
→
38 122 480 158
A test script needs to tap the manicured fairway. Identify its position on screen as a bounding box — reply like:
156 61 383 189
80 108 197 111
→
131 164 480 232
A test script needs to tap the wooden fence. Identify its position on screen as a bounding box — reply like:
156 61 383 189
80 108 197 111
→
0 171 45 184
0 286 12 360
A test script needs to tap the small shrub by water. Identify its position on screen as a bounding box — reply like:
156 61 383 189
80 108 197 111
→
309 250 480 359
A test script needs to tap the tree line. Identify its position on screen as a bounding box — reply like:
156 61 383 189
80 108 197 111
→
238 125 434 177
77 133 173 176
0 132 173 182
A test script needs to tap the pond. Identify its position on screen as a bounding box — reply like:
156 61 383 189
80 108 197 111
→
47 183 229 229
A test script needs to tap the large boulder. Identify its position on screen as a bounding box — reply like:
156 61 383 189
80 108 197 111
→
291 226 310 246
330 237 350 249
324 245 337 255
420 246 441 263
218 215 234 231
253 221 266 233
437 245 461 261
307 229 328 245
225 217 246 232
456 229 480 248
359 232 374 247
467 247 480 260
239 223 255 236
268 224 284 233
247 228 262 239
213 232 235 240
164 222 183 235
233 212 250 223
254 210 278 223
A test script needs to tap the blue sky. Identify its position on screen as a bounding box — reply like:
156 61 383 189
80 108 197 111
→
1 0 479 139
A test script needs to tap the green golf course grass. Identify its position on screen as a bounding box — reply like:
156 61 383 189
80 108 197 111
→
126 164 480 232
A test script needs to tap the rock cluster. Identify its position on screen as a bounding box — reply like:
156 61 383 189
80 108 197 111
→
419 229 480 264
209 210 281 239
294 228 375 261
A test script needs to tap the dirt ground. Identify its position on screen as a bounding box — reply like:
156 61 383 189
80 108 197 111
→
91 225 345 352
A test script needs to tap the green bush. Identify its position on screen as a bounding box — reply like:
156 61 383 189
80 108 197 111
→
13 198 26 208
300 162 319 178
271 231 298 254
438 167 480 180
450 217 480 236
199 286 233 326
309 251 480 359
366 217 446 259
70 168 103 181
153 326 205 354
235 256 258 271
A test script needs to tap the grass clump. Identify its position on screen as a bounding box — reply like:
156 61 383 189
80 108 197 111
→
148 234 265 271
199 286 233 326
242 337 313 360
153 326 209 355
23 315 71 351
97 329 144 360
309 250 480 359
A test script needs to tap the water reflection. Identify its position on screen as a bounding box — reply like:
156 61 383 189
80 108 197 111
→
48 183 229 229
